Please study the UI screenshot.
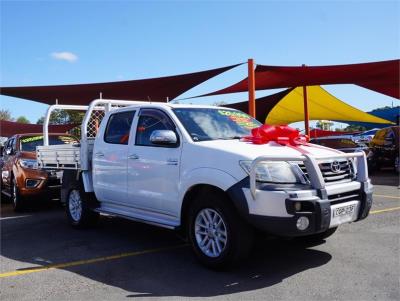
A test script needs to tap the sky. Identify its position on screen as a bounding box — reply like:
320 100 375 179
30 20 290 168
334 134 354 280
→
0 0 399 130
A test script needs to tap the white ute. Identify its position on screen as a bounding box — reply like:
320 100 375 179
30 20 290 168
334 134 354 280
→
37 99 373 268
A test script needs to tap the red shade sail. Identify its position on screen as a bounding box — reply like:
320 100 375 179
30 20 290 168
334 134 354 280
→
0 120 76 138
0 64 241 105
202 60 400 99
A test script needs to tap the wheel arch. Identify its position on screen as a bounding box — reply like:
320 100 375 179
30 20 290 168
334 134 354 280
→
180 184 233 238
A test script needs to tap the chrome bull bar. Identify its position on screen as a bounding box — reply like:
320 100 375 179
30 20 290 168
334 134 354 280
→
250 152 368 199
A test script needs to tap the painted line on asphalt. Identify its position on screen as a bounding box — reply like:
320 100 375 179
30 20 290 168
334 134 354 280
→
373 194 400 200
0 244 188 279
0 215 32 221
370 206 400 214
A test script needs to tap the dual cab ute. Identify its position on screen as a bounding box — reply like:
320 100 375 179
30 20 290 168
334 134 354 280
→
37 99 373 268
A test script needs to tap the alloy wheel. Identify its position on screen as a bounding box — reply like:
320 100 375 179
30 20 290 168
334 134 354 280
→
194 208 228 258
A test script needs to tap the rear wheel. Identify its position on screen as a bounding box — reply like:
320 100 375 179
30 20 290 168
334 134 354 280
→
12 176 25 212
66 188 99 228
188 190 254 269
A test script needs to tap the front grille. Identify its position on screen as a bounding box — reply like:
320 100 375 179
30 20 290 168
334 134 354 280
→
328 190 361 205
319 159 355 183
298 159 355 185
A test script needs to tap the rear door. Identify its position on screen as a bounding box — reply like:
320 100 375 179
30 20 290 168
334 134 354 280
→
93 110 136 203
127 109 182 216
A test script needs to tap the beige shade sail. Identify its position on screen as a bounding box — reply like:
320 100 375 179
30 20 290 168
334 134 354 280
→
265 86 393 125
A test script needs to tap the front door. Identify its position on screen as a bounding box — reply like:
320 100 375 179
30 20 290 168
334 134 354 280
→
127 109 181 217
93 110 136 204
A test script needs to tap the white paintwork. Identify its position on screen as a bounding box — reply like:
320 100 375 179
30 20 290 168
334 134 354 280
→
92 113 131 204
36 99 372 231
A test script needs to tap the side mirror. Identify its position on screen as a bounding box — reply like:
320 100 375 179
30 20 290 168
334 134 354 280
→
150 130 177 146
5 148 13 155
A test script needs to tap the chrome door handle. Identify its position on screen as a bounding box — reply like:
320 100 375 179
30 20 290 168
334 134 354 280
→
95 152 104 157
167 158 178 165
128 154 139 160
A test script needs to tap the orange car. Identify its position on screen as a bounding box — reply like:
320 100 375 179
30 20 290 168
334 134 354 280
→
1 133 78 211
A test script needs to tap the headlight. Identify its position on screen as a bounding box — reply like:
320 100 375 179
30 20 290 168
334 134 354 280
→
19 159 38 169
240 160 304 184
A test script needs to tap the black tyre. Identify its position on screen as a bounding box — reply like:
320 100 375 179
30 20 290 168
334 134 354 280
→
188 189 254 269
66 184 99 228
11 176 25 212
302 227 338 242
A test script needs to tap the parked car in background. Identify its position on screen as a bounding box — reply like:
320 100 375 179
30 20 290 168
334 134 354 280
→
352 129 379 144
1 133 79 211
310 136 369 154
367 126 399 173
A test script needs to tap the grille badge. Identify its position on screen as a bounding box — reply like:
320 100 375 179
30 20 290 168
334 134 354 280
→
330 160 341 173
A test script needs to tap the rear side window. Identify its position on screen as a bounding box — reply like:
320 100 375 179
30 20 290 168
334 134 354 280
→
104 111 136 145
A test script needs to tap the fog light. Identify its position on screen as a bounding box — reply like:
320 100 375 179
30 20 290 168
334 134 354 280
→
26 179 40 188
294 202 301 211
296 216 309 231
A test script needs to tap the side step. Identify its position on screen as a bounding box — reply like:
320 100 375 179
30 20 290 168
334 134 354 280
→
94 208 177 230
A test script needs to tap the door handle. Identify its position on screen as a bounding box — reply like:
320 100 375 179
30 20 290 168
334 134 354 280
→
128 154 139 160
167 158 178 165
95 152 104 157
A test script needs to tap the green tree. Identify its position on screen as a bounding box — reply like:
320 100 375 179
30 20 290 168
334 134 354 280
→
344 124 367 132
16 116 30 124
36 110 84 125
0 109 13 121
36 116 45 124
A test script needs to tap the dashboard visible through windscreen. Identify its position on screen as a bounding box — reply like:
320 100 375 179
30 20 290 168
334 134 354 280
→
173 108 261 141
20 135 78 152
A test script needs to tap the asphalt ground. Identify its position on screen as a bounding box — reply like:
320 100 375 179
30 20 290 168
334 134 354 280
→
0 171 399 300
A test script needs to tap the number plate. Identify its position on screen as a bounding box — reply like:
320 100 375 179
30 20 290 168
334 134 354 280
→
333 204 356 217
329 200 360 228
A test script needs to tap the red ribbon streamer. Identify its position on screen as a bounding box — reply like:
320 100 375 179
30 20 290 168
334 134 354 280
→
243 125 309 146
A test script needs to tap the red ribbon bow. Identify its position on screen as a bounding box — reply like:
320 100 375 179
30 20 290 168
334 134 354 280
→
243 125 309 146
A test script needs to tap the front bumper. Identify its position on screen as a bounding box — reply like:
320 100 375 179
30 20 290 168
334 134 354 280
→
227 178 373 238
18 169 62 198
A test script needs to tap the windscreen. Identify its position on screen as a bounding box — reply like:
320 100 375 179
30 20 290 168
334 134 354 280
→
173 108 261 141
20 135 78 152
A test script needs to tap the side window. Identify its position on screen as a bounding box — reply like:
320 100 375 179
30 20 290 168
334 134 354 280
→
104 111 135 145
135 109 178 147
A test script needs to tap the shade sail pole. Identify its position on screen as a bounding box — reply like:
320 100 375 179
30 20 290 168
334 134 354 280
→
302 64 310 136
302 85 310 136
248 58 256 118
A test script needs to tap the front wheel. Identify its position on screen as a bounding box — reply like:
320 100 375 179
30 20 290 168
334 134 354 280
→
12 176 25 212
66 188 99 228
188 191 254 269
